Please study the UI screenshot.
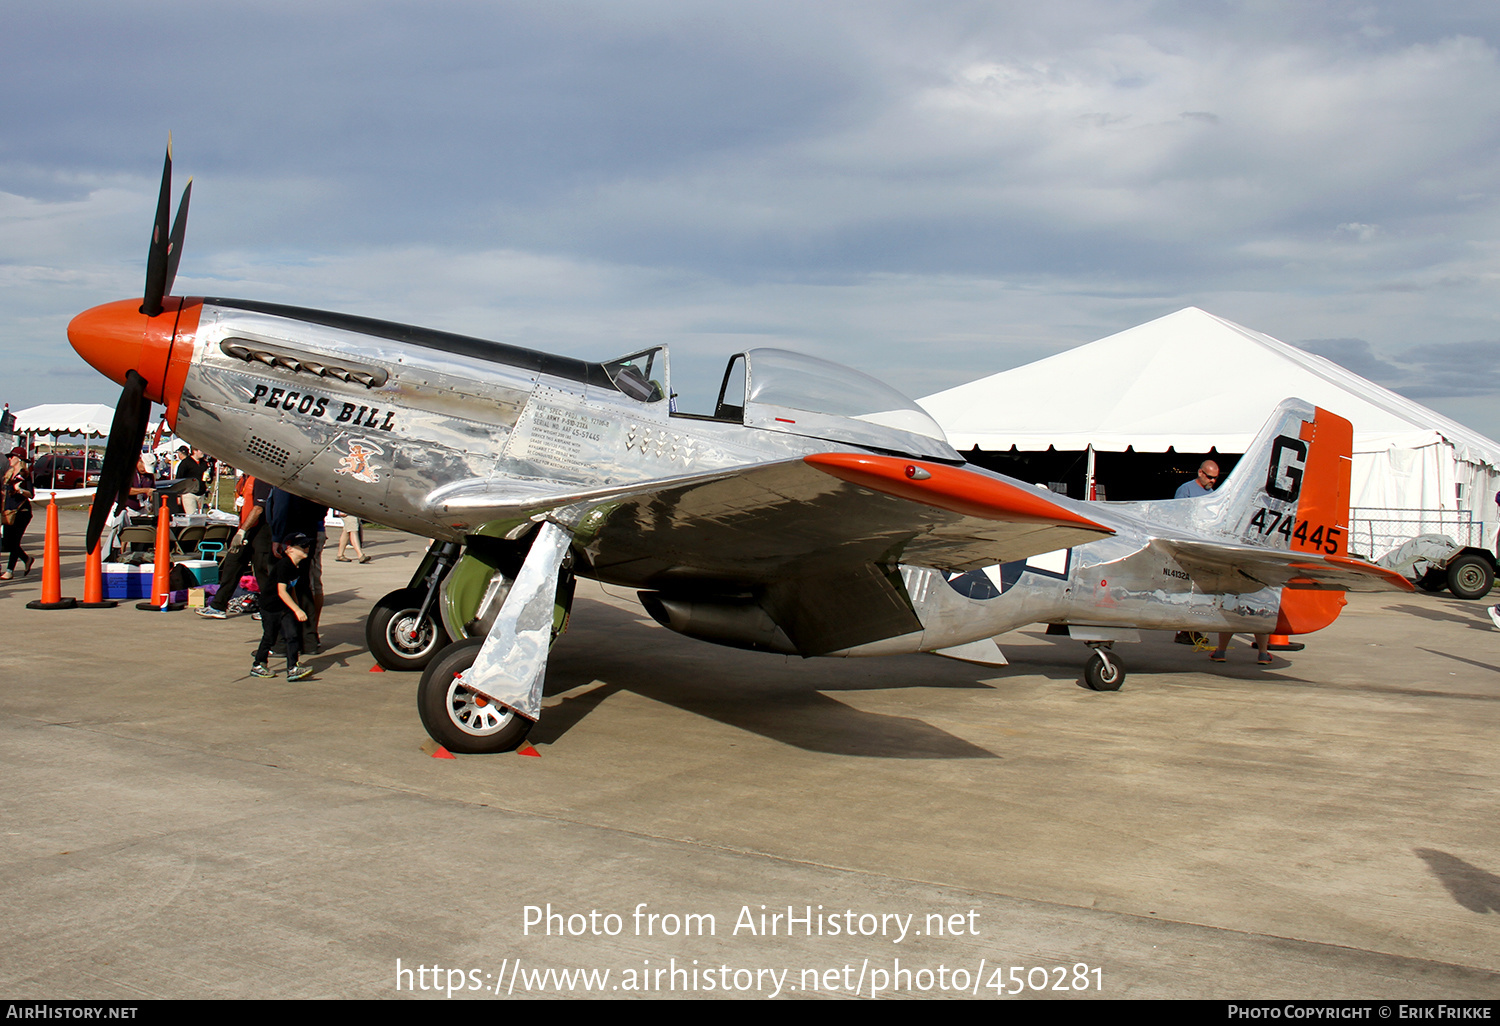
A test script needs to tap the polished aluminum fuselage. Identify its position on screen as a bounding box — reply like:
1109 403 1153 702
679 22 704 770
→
174 300 1273 658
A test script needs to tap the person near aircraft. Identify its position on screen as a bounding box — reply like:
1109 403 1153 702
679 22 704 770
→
1175 460 1220 498
175 446 212 515
125 454 156 513
198 474 272 619
1172 460 1220 644
251 532 314 681
1 447 35 579
334 511 369 563
267 487 328 653
1209 632 1273 665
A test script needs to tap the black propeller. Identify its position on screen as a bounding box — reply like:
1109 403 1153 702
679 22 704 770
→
86 138 191 555
140 137 191 318
85 370 150 555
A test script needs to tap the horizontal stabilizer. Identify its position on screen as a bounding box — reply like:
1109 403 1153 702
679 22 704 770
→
1158 538 1415 595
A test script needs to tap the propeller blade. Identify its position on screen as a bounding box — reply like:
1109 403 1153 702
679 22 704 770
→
163 179 191 298
140 138 173 317
85 370 150 555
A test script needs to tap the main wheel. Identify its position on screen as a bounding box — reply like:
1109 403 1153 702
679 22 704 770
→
1446 555 1495 600
366 588 451 671
416 637 533 754
1083 651 1125 691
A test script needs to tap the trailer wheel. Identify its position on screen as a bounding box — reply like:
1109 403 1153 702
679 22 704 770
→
1446 555 1495 600
1415 568 1448 593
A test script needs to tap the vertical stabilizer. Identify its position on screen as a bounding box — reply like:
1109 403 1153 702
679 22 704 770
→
1196 398 1354 633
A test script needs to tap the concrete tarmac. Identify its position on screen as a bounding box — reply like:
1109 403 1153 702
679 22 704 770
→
1 509 1498 999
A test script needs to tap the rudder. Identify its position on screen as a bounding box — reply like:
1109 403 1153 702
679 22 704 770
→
1201 398 1353 633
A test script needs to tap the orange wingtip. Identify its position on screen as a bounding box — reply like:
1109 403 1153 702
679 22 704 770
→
804 453 1113 533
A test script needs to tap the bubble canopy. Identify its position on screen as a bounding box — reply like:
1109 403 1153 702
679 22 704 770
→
740 349 960 461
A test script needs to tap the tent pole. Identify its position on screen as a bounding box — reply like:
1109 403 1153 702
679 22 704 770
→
1085 444 1096 501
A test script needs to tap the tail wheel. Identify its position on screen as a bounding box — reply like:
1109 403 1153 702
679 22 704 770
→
1083 651 1125 691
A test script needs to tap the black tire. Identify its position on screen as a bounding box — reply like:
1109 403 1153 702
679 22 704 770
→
1446 555 1495 601
1083 651 1125 692
366 588 451 671
1415 568 1448 593
416 637 533 754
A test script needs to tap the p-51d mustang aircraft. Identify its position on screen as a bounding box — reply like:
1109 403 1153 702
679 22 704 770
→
68 144 1411 753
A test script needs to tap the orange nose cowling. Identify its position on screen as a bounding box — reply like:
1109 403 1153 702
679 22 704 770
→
67 297 199 426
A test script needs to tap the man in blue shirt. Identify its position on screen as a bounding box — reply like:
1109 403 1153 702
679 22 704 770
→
1174 460 1219 499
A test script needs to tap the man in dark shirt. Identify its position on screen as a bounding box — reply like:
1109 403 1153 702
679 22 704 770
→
267 486 328 653
175 447 213 515
198 476 272 618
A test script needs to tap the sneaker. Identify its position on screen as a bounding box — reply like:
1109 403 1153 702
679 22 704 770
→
250 663 275 678
286 664 314 681
197 606 228 619
251 611 261 621
1489 606 1500 631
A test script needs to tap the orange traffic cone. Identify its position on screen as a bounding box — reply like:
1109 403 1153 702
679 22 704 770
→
80 504 118 608
136 496 183 611
1267 633 1304 652
26 493 77 610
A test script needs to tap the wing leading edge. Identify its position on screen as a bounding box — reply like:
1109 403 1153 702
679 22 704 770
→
433 454 1114 656
581 454 1113 655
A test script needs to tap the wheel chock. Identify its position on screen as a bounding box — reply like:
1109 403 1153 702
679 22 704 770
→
517 743 540 758
420 739 456 759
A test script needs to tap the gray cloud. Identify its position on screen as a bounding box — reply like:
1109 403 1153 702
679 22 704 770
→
7 2 1500 440
1298 338 1407 381
1298 336 1500 402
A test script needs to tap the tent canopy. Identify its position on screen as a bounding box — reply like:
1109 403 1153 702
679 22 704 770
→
12 404 116 437
918 307 1500 528
918 307 1500 468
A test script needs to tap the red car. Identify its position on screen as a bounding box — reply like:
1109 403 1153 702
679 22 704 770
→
32 454 103 490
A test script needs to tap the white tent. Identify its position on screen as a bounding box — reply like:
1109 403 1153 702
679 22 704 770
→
919 307 1500 552
12 404 116 437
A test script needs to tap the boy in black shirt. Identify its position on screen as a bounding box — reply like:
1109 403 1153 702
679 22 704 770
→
252 533 314 681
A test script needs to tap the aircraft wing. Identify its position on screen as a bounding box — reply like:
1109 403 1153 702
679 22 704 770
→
431 453 1114 579
1155 538 1416 595
429 453 1115 655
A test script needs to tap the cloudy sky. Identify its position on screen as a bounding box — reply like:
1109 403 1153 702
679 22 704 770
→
5 0 1500 437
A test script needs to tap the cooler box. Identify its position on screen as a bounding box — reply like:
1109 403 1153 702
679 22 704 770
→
102 563 187 602
177 559 219 586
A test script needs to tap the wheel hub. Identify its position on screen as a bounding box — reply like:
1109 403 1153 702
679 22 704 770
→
389 611 437 657
447 675 514 736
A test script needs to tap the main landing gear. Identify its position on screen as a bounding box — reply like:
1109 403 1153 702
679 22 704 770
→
366 541 460 671
417 638 533 754
414 523 576 754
